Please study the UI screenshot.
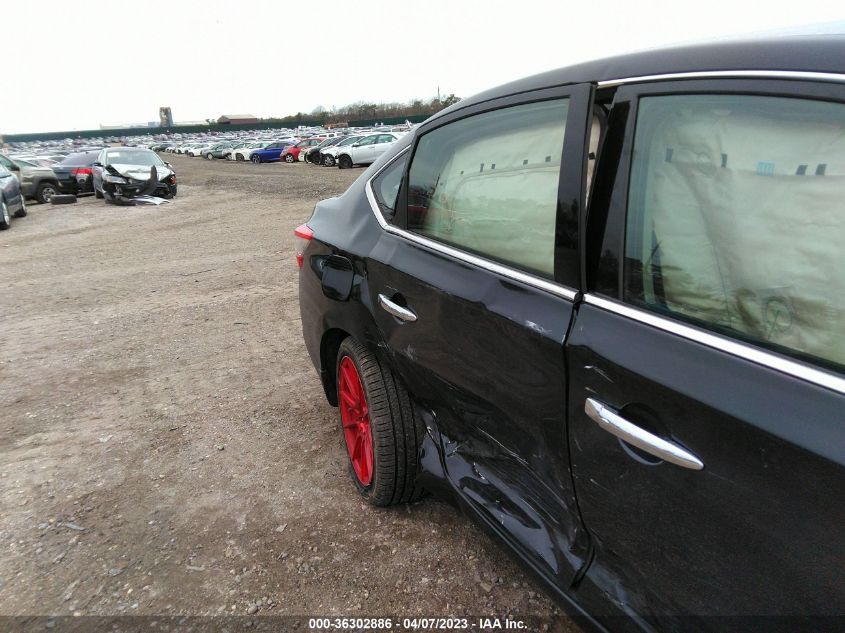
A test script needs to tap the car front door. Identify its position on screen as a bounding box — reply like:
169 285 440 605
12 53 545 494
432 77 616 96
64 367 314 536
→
352 136 377 164
568 79 845 630
365 85 595 589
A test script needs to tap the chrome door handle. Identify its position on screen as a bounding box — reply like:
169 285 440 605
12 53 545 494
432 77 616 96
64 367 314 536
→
378 294 417 322
584 397 704 470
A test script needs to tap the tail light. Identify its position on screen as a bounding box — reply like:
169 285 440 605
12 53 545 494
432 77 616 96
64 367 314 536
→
72 167 92 176
294 224 313 269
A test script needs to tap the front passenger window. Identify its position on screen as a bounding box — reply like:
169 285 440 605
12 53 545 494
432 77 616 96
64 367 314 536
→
406 99 569 279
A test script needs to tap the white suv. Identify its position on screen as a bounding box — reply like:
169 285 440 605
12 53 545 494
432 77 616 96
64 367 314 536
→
335 133 401 169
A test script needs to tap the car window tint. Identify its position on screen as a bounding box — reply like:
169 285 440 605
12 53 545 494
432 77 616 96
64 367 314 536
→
371 153 408 222
0 155 13 169
625 94 845 371
406 98 569 279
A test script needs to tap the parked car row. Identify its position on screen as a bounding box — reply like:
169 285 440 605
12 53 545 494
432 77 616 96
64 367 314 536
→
0 145 176 227
163 131 408 169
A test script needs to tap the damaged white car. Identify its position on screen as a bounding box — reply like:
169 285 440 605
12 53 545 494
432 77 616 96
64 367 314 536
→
92 148 177 203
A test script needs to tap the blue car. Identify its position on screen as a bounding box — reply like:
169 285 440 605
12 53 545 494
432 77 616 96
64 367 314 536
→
0 162 27 230
249 141 292 164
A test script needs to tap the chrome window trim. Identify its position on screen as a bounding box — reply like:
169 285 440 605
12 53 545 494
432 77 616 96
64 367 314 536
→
584 294 845 395
597 69 845 88
364 148 579 302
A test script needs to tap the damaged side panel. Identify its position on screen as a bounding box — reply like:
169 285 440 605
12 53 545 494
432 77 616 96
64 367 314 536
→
366 230 590 587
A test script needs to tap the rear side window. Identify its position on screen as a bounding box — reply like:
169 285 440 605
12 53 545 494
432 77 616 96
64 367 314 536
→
406 99 569 279
625 93 845 371
61 152 98 166
371 153 408 221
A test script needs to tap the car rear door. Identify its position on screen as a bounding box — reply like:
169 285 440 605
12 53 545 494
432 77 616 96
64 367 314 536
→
364 85 595 589
371 134 396 161
568 78 845 630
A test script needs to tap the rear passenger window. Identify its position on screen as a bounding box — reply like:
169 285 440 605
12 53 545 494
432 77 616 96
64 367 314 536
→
371 153 408 221
406 99 569 279
625 94 845 370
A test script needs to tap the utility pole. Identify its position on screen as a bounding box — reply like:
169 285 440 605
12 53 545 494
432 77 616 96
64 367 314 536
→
437 86 440 101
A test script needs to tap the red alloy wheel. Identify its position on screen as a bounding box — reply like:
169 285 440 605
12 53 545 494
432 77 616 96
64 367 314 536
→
338 356 374 486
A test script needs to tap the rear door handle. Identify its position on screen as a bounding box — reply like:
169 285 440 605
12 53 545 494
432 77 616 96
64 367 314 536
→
378 294 417 322
584 397 704 470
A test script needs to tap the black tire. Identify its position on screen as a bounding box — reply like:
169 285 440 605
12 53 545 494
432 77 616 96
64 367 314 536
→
14 196 27 218
336 337 424 506
338 155 353 169
51 194 77 205
284 153 295 163
36 181 58 204
0 200 11 230
94 188 104 199
322 154 335 167
236 154 244 161
251 155 261 164
206 153 213 160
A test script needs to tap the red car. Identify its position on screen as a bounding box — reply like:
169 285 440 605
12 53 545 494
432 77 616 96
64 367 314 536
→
281 138 324 163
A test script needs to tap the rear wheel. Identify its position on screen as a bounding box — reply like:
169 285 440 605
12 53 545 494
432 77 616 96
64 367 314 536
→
251 155 261 164
236 153 244 161
206 153 213 160
284 153 295 163
338 155 353 169
336 337 424 506
36 182 57 204
322 154 335 167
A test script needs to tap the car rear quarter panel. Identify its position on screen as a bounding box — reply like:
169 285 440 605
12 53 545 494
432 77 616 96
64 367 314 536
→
298 145 411 401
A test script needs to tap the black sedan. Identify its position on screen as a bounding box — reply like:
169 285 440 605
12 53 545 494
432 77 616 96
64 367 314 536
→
295 36 845 631
52 150 101 196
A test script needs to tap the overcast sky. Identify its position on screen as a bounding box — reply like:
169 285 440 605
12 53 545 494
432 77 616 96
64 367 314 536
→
2 0 842 134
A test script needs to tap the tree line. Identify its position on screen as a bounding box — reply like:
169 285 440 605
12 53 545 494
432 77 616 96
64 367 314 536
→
247 95 462 126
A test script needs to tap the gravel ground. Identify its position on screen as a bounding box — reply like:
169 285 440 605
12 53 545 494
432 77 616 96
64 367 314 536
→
0 154 579 631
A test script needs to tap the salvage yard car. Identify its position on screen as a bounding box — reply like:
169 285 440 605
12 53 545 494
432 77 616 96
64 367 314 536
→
0 153 61 203
92 147 177 201
0 162 27 229
334 132 399 169
320 135 366 166
249 141 293 164
52 150 100 196
281 138 323 163
296 36 845 631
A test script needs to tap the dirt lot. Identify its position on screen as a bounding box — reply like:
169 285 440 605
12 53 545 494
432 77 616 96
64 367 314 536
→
0 154 578 630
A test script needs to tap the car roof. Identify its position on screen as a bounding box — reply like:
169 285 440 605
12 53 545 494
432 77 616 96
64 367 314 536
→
433 35 845 120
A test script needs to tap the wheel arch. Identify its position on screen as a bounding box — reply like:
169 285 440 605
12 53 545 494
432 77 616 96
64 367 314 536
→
320 328 350 406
